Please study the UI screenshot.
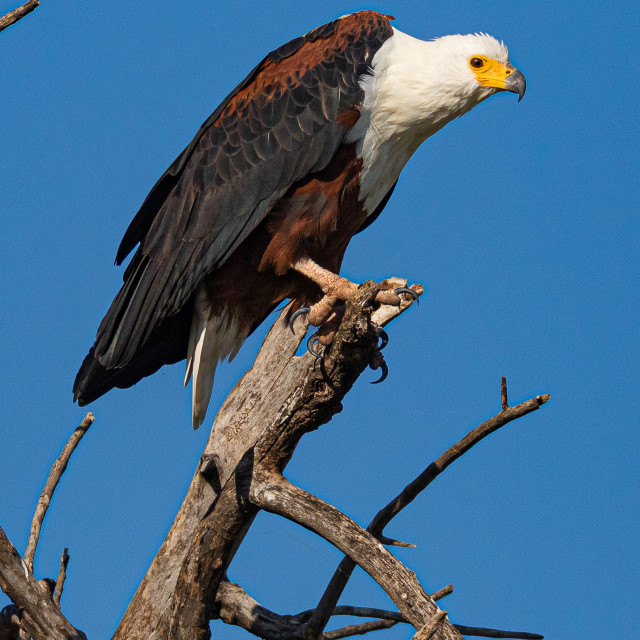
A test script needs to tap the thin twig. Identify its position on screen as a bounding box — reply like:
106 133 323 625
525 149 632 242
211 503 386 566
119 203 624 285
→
305 381 549 638
369 385 549 534
295 591 452 624
501 377 509 410
325 619 398 639
429 584 454 601
0 0 40 33
412 610 447 640
301 605 544 640
454 626 543 639
296 607 403 624
378 534 416 548
53 548 69 608
24 413 94 573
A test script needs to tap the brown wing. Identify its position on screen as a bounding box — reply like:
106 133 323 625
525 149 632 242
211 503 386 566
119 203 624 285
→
85 12 394 375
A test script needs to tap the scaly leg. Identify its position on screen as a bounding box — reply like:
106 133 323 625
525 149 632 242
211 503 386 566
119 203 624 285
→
292 258 417 307
289 258 417 369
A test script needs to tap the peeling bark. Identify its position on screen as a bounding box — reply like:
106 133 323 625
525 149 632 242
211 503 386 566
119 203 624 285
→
112 283 425 639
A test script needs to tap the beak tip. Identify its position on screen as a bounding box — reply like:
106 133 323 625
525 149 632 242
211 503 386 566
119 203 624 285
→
506 68 526 103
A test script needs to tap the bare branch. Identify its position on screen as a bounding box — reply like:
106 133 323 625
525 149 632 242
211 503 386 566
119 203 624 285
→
24 414 94 573
429 585 454 602
0 0 39 33
302 605 544 640
214 580 304 640
53 549 69 608
295 590 452 624
325 620 398 639
453 626 543 639
250 469 462 639
305 381 549 638
501 377 509 410
369 383 549 536
378 535 416 548
0 526 86 640
412 611 448 640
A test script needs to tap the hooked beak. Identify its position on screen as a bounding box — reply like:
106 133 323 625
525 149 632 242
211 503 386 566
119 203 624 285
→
503 68 526 102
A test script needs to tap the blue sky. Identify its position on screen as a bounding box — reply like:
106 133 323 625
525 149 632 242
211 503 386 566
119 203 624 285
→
1 1 638 638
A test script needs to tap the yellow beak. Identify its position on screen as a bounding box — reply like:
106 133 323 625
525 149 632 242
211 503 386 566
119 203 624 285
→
473 59 526 102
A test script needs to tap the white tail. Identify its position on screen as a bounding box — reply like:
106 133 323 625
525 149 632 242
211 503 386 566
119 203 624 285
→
185 291 247 429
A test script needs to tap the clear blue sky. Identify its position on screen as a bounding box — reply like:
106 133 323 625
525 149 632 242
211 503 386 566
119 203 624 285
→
1 1 638 638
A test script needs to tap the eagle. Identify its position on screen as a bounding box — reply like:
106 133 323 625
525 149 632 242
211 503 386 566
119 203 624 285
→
73 11 526 428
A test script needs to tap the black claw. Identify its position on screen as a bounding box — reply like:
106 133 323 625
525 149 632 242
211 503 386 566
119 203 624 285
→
370 360 389 384
375 327 389 350
394 287 419 305
290 306 311 334
307 334 324 359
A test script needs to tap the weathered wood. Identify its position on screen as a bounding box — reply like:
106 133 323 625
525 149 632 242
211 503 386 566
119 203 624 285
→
111 283 422 639
24 414 94 573
0 0 39 33
249 470 460 639
0 527 86 640
412 610 448 640
213 580 542 640
53 548 69 608
214 581 305 640
325 619 398 639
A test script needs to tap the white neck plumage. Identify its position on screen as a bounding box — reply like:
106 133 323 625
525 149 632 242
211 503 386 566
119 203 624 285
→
349 28 509 214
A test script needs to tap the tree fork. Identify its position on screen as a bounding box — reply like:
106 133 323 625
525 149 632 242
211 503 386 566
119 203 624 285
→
111 283 422 639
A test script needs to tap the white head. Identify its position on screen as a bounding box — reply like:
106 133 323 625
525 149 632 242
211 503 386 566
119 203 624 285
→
352 27 525 214
363 28 525 140
417 32 525 107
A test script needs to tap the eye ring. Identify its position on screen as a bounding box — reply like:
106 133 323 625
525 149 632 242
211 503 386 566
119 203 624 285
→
470 57 484 68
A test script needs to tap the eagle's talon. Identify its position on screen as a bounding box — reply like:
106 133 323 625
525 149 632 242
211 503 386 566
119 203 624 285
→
394 286 419 305
375 327 389 350
307 334 324 359
290 306 311 334
369 349 388 384
370 359 389 384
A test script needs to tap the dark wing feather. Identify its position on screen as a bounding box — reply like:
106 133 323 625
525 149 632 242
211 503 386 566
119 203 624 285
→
93 11 394 370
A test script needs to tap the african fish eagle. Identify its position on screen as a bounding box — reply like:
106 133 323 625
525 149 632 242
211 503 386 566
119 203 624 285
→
73 11 526 428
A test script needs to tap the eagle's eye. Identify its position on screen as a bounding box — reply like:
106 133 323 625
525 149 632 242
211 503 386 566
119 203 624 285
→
469 57 484 69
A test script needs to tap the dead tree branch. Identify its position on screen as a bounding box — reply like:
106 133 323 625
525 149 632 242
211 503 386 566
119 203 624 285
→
214 579 542 640
109 281 547 640
0 0 39 33
325 619 398 639
412 610 448 640
24 414 94 573
214 580 305 639
295 594 452 623
0 527 86 640
53 549 69 608
2 280 546 640
452 628 543 639
305 380 549 638
248 469 456 636
112 283 426 640
0 415 92 639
